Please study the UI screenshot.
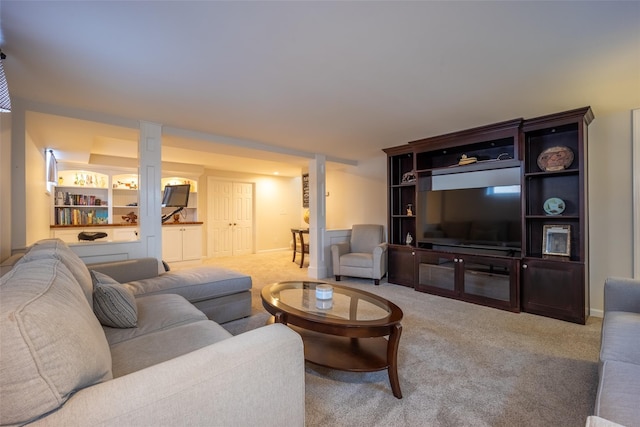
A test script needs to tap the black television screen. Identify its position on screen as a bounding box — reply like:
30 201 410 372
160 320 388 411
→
161 184 190 208
419 185 522 255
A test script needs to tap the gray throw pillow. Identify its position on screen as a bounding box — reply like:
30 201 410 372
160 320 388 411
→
91 270 138 328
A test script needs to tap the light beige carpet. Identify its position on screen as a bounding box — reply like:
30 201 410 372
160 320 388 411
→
204 251 602 427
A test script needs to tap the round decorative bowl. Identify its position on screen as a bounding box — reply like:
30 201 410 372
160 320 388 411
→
543 197 566 215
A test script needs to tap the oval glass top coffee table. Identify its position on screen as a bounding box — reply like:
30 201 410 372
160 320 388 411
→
261 281 403 398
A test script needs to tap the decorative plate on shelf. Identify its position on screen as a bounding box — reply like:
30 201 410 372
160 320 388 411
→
537 146 574 171
543 197 566 215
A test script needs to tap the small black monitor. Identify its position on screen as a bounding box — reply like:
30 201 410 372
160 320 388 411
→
161 184 190 208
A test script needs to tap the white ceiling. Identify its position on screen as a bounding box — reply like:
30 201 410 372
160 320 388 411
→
1 1 639 176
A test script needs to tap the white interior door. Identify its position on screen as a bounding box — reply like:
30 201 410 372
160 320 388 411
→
232 182 253 255
208 179 254 257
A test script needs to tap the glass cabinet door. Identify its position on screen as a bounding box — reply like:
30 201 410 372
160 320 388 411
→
415 251 457 296
459 255 519 311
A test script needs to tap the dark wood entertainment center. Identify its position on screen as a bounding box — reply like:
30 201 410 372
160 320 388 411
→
383 107 594 324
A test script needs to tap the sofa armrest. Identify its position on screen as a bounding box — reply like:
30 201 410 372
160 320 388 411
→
331 242 350 276
604 277 640 314
86 258 163 283
31 324 305 427
585 415 627 427
373 243 388 280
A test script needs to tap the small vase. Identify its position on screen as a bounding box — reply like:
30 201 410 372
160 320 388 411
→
406 232 413 246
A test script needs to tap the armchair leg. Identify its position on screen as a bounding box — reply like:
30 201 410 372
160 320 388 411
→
374 279 380 286
335 275 341 281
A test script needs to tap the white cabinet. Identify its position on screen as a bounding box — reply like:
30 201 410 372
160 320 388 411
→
52 227 139 243
162 224 202 262
111 227 139 241
52 228 93 243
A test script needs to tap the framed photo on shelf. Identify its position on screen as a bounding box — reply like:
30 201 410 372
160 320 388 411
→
542 224 571 258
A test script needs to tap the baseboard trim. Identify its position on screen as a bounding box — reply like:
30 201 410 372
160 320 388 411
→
590 308 604 318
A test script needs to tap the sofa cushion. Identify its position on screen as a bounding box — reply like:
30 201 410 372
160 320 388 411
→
16 238 94 309
87 257 161 283
110 319 232 377
599 311 640 365
594 359 640 426
125 266 252 303
193 290 252 324
0 258 112 426
103 293 208 346
91 270 138 328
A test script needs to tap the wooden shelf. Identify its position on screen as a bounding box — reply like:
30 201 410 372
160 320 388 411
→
430 158 520 175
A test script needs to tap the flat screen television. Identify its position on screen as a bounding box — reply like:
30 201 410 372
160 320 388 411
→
161 184 190 208
418 184 522 257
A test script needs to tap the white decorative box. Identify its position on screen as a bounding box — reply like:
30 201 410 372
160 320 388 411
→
315 284 333 300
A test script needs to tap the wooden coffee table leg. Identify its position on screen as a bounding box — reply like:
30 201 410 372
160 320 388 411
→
387 323 402 399
274 312 285 324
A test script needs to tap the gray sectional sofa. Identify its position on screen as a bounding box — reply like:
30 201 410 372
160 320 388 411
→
0 238 305 426
87 257 253 324
588 276 640 427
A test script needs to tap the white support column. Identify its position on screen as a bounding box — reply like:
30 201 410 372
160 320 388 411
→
9 100 27 251
138 121 163 260
308 154 327 279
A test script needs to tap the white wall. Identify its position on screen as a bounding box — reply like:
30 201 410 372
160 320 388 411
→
326 155 387 231
0 112 11 260
254 175 301 251
588 109 635 315
24 131 51 245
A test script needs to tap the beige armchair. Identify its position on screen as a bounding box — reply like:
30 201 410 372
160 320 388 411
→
331 224 388 285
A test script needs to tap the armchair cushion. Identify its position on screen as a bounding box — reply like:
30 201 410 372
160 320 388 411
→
350 224 385 253
340 253 374 269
